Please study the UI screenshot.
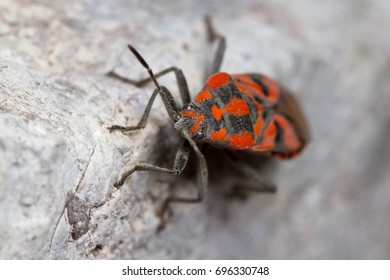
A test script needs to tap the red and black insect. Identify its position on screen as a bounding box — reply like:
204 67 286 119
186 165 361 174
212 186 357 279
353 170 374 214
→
108 17 309 213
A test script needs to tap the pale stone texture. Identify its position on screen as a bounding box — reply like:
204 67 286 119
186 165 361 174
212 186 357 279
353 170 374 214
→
0 0 389 259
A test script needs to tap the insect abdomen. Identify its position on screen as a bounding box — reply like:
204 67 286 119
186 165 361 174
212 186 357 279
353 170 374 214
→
232 73 309 158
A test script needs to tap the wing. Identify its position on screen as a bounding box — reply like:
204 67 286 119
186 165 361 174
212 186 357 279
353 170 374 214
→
232 74 309 158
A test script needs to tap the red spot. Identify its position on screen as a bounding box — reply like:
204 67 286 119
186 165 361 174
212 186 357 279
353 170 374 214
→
252 115 302 154
253 114 264 137
206 72 231 90
224 97 249 117
273 115 301 150
211 97 249 121
233 74 279 104
195 90 212 103
181 110 206 134
234 80 255 99
229 132 255 150
210 127 228 142
251 119 277 151
252 139 276 151
211 105 223 121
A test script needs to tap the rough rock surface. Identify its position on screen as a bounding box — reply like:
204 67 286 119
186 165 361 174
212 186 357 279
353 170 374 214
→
1 0 389 259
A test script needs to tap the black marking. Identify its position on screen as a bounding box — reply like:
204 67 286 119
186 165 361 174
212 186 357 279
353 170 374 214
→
212 80 242 106
262 110 269 121
254 95 264 105
243 93 259 126
201 101 224 142
251 74 269 97
226 114 253 135
274 119 284 145
234 77 265 105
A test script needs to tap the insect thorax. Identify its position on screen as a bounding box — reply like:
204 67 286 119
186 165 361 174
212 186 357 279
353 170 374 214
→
176 75 257 150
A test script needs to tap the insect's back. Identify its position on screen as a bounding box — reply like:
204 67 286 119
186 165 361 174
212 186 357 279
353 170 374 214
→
184 72 309 158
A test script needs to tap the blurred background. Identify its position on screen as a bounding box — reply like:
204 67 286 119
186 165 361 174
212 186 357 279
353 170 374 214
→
0 0 389 259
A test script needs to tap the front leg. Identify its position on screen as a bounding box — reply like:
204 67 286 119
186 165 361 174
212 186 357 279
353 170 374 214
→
108 85 180 133
108 88 159 133
114 140 190 188
114 138 205 230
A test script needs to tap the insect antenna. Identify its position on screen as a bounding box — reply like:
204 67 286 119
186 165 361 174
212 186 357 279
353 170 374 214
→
127 44 162 90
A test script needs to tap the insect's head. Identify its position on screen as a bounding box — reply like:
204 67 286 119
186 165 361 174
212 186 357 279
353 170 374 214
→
174 103 207 141
125 44 208 142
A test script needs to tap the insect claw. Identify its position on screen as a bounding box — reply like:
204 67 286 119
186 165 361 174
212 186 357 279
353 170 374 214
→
157 221 165 232
106 70 115 77
107 126 115 133
156 199 174 232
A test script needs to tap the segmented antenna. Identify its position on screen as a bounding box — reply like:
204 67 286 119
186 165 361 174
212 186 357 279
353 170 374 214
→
127 45 161 90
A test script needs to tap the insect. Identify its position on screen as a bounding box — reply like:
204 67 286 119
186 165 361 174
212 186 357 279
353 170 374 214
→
108 17 309 218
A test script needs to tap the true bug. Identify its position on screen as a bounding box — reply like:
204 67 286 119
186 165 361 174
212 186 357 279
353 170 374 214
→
108 17 309 217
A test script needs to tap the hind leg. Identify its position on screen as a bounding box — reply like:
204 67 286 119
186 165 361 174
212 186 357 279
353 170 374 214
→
223 151 276 198
205 16 226 77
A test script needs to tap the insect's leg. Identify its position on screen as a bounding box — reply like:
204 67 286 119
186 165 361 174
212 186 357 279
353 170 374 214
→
114 133 208 230
114 139 190 187
108 88 158 132
107 66 191 106
157 132 208 229
223 151 276 196
108 85 180 132
167 132 208 204
205 15 226 76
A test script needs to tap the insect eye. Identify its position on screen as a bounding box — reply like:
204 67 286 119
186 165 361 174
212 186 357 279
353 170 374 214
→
184 104 193 110
193 130 204 140
184 103 201 111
